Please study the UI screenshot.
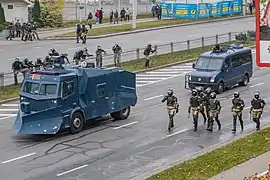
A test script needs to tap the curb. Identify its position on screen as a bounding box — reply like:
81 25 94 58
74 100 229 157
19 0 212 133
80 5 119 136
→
44 15 255 40
0 45 255 104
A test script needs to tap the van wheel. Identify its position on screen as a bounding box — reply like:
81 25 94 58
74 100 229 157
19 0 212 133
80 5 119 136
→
217 82 224 94
110 107 131 120
239 75 249 86
69 112 84 134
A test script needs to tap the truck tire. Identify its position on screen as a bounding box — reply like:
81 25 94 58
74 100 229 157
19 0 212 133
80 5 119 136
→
239 74 249 86
216 82 224 94
110 107 131 120
69 112 84 134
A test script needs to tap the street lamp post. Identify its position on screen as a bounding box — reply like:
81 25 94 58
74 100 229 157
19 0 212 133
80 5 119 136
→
132 0 137 29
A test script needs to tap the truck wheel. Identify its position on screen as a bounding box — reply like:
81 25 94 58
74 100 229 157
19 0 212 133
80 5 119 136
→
239 75 249 86
69 112 84 134
217 82 224 94
110 107 131 120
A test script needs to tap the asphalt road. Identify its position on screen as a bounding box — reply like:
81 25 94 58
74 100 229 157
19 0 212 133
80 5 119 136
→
0 16 255 85
0 50 270 180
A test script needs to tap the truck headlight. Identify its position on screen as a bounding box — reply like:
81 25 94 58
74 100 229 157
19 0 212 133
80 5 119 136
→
52 100 57 104
210 77 215 82
20 97 24 100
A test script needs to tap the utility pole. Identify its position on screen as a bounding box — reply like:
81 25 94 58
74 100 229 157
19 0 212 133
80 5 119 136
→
132 0 137 29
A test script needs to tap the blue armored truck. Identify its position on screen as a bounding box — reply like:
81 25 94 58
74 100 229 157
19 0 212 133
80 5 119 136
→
13 67 137 135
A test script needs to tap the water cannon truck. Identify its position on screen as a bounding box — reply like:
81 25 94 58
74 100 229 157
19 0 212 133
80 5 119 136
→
13 67 137 134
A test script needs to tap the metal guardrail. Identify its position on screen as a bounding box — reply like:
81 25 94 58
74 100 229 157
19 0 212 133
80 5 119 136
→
0 31 250 87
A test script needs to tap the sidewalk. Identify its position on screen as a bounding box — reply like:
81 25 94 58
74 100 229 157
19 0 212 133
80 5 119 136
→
210 151 270 180
37 18 159 39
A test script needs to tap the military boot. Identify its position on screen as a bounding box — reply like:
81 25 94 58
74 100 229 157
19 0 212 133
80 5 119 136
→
193 116 198 131
216 119 221 130
232 117 236 133
256 119 260 131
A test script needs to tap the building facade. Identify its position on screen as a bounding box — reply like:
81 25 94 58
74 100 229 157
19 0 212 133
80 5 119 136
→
0 0 31 22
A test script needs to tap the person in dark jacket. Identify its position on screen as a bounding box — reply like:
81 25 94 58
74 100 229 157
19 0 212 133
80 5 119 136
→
143 43 156 68
87 12 93 29
15 20 21 37
120 8 126 21
76 24 82 43
80 24 88 44
109 9 113 24
114 10 119 24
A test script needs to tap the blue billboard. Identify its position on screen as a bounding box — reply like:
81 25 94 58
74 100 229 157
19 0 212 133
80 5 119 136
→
198 3 210 18
173 3 198 18
221 1 231 16
160 0 243 19
161 2 173 17
230 0 242 14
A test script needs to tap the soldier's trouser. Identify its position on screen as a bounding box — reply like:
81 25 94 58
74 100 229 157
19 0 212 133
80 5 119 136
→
208 110 221 131
167 106 176 131
144 56 151 68
232 109 244 131
76 34 80 43
200 106 207 123
13 71 19 85
114 54 121 66
80 33 86 43
252 109 263 130
191 107 199 130
96 57 103 67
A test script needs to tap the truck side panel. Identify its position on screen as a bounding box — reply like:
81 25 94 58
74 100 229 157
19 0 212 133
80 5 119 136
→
113 71 137 113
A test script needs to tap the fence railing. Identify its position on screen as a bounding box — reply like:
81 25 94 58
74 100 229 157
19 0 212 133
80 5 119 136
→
1 31 251 87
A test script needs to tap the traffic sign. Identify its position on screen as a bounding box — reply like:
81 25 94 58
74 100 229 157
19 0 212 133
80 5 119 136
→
256 0 270 67
79 5 84 9
152 0 156 4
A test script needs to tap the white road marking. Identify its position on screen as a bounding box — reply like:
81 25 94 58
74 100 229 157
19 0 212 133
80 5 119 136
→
244 106 252 110
2 152 36 164
171 65 192 68
136 77 166 80
136 80 156 83
166 128 189 138
258 170 269 177
250 82 264 88
56 164 88 177
0 115 17 121
0 114 17 116
67 47 81 51
0 109 18 111
1 104 18 107
144 95 163 101
136 74 175 77
35 47 41 49
113 121 139 130
146 71 185 74
157 68 192 71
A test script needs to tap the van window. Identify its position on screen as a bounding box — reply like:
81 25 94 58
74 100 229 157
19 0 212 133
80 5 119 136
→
241 51 252 64
195 57 224 71
96 83 106 98
231 54 242 68
62 81 74 97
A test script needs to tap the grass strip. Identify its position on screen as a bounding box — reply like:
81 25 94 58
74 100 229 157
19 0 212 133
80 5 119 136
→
119 41 255 72
60 14 242 37
146 126 270 180
62 13 153 28
0 41 255 101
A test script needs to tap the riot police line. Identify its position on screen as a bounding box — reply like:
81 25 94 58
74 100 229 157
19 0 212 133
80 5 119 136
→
6 21 39 41
162 87 266 133
11 47 106 85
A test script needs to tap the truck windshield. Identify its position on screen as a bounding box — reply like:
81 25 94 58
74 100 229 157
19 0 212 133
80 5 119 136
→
23 82 57 96
195 57 224 71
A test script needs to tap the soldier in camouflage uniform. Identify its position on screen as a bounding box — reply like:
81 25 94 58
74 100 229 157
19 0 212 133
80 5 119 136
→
250 92 266 131
95 46 106 68
206 92 221 132
231 92 245 133
112 44 122 67
161 89 179 132
195 86 207 124
188 89 202 131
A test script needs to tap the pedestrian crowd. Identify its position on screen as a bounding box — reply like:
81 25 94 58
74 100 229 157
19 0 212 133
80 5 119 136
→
6 20 39 41
243 165 270 180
